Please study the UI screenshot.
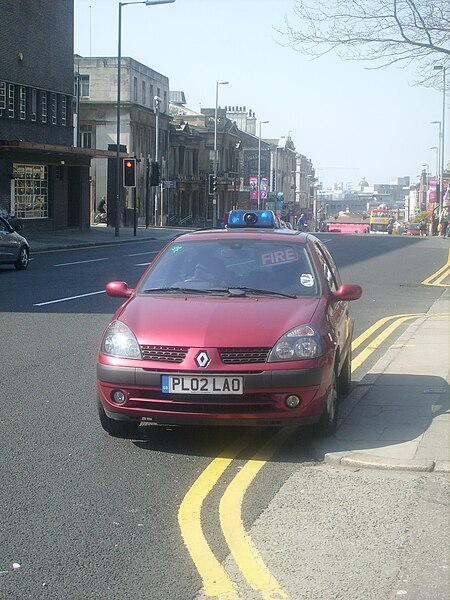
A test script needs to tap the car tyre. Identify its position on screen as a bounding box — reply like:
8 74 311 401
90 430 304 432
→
338 348 351 397
97 396 141 437
15 246 29 270
315 368 338 437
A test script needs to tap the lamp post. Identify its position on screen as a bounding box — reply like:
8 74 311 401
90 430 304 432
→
213 80 228 227
257 120 269 210
430 146 439 178
115 0 175 237
433 65 446 213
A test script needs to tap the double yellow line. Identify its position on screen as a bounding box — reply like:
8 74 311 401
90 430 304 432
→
177 251 450 598
422 249 450 287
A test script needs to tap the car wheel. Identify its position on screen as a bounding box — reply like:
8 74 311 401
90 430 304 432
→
338 349 352 397
97 396 141 437
315 368 338 437
15 246 29 270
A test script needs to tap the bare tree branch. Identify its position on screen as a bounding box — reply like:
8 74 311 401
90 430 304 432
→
276 0 450 85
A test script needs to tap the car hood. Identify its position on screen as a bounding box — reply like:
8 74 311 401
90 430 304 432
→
117 295 321 347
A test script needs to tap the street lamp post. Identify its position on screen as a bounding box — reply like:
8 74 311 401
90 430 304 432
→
257 120 269 210
434 65 446 214
213 80 228 228
430 146 439 178
115 0 175 237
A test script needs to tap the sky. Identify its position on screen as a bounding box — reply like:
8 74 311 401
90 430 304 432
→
73 0 447 190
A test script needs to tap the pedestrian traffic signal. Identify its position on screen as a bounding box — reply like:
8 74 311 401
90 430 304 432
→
123 158 136 187
209 174 217 195
149 161 160 186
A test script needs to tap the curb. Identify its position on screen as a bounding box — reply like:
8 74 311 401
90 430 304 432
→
310 306 450 474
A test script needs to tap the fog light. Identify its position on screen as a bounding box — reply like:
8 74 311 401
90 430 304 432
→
112 390 126 404
285 395 300 409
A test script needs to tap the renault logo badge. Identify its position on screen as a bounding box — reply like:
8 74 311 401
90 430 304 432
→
195 351 210 368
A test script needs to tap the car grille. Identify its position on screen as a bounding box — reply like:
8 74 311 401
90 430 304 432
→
219 348 271 364
140 345 189 363
132 393 274 414
139 345 271 365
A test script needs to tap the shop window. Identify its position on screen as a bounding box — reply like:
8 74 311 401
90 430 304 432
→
13 164 48 220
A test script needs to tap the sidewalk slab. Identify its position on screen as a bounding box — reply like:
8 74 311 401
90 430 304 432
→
311 289 450 473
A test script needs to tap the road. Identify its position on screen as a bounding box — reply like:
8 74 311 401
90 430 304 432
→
1 233 448 599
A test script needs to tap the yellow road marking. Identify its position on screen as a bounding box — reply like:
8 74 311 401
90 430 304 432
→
219 428 293 600
422 250 450 286
179 311 450 599
351 314 422 351
178 431 257 599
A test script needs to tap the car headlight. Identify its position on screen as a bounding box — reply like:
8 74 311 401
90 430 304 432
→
268 325 322 362
101 320 142 359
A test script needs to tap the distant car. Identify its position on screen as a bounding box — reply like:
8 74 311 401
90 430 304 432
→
0 216 29 270
405 223 421 236
97 210 362 438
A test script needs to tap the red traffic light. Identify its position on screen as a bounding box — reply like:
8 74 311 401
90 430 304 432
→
123 158 136 187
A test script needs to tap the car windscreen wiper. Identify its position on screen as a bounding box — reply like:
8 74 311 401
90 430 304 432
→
230 287 297 299
141 287 228 295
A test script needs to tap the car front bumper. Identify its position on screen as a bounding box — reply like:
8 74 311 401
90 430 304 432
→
97 362 329 426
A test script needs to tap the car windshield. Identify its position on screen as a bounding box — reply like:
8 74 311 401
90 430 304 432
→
137 238 319 297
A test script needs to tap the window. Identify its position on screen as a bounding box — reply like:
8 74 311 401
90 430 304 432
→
19 86 26 119
31 88 37 121
150 84 154 103
61 96 67 125
13 164 48 220
134 77 138 101
0 81 5 114
80 124 92 148
51 93 57 124
164 90 167 112
142 81 146 105
8 83 14 118
74 74 90 98
41 91 47 123
314 242 339 292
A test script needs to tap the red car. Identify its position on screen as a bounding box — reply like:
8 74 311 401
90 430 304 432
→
97 210 362 437
405 223 421 236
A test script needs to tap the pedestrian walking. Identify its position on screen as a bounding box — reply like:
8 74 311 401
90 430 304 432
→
297 213 306 231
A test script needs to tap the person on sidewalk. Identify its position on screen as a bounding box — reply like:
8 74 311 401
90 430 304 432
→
297 213 306 231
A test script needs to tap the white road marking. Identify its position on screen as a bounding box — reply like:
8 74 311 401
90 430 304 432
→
127 250 159 257
135 262 152 267
53 258 109 267
34 290 105 306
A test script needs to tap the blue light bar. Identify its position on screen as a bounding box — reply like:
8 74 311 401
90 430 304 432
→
227 210 276 228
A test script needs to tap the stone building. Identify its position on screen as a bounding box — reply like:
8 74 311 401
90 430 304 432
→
76 55 171 225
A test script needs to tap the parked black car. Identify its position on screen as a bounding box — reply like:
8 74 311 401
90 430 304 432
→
0 216 30 270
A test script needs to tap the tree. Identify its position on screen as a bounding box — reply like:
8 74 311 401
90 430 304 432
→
279 0 449 85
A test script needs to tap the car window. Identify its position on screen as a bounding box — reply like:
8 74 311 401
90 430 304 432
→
313 242 340 293
138 238 319 296
0 218 9 233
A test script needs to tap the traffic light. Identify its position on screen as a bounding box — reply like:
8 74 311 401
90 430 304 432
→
123 158 136 188
208 174 217 195
149 161 160 186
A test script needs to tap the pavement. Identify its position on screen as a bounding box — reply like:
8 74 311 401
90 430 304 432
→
25 224 450 474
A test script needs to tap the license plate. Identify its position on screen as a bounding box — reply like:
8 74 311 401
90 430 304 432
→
161 375 243 395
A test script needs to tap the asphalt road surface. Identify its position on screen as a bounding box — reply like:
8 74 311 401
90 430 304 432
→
1 233 448 600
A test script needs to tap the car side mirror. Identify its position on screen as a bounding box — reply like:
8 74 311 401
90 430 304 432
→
333 284 362 302
105 281 133 298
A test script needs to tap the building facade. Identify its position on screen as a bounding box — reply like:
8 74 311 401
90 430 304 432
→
0 0 99 232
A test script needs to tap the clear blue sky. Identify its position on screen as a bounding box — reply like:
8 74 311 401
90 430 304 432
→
74 0 446 189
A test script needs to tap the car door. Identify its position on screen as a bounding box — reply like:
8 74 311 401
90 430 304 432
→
312 241 351 369
0 217 19 263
